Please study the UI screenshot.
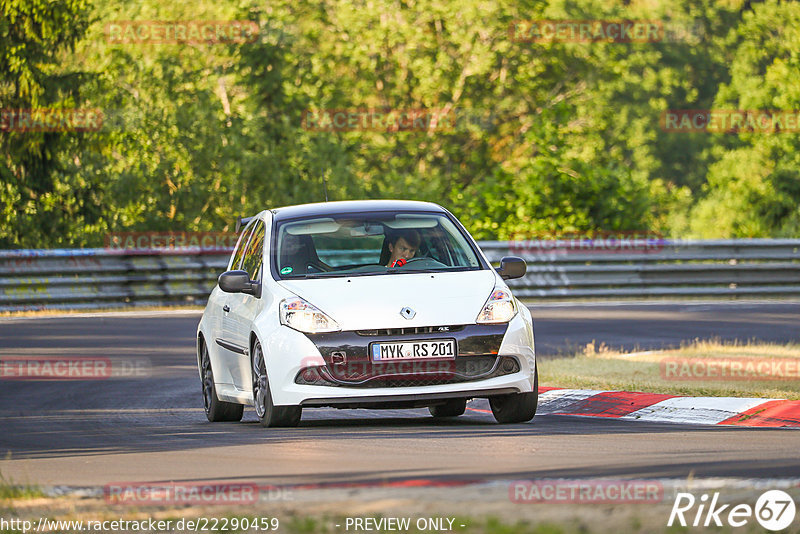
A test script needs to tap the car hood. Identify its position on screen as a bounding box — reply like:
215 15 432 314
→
277 270 499 330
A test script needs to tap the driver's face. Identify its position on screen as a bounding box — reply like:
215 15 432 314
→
388 237 418 264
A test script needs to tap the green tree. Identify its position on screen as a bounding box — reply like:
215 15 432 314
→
0 0 94 247
689 0 800 237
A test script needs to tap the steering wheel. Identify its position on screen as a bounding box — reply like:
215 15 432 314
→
390 256 437 268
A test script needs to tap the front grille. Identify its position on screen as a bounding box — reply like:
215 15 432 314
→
355 325 465 337
295 355 520 388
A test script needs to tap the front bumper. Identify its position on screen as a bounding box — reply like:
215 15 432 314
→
298 323 513 387
263 311 536 406
300 386 522 409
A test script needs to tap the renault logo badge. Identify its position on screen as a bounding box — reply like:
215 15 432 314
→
400 307 416 320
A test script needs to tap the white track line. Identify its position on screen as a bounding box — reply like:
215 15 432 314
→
537 389 606 415
621 396 773 425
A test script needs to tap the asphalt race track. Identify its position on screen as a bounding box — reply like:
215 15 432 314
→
1 302 799 488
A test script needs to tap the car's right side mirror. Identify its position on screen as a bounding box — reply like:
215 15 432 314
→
495 256 526 280
218 270 262 298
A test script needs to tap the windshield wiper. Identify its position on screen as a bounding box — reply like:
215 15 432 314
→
284 267 468 279
297 272 349 279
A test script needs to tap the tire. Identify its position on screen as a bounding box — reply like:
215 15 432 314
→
252 340 302 428
429 398 467 418
489 366 538 424
200 340 244 422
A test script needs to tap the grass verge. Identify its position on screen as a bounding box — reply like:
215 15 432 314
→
0 470 45 502
539 340 800 399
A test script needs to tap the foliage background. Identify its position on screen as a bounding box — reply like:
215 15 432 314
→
1 0 798 248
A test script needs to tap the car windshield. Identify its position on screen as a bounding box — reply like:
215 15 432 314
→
273 211 484 279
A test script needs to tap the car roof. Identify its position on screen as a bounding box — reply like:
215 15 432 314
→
269 200 446 222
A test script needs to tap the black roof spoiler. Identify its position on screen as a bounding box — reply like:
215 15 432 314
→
235 216 256 233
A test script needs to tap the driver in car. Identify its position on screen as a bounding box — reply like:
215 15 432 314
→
386 229 421 267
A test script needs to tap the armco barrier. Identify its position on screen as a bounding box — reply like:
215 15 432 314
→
0 248 229 312
0 239 799 311
481 238 800 298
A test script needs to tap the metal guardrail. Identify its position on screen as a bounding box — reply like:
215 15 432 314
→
0 248 229 312
1 240 799 311
482 239 800 298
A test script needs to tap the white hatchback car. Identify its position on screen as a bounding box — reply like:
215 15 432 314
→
196 200 537 426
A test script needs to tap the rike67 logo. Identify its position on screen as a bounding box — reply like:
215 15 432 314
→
669 490 796 531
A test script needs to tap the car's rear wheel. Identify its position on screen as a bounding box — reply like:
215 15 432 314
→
429 398 467 418
489 366 538 424
252 340 302 428
201 340 244 422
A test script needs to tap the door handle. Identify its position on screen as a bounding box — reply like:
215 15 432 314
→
222 305 230 313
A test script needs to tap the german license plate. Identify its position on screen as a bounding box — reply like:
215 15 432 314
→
370 339 457 361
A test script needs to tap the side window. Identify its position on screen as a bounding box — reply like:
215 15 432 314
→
230 224 254 271
241 220 265 281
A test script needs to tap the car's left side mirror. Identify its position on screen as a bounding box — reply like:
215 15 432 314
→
218 270 262 298
495 256 526 280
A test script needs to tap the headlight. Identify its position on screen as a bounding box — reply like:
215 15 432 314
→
476 287 517 324
279 297 340 333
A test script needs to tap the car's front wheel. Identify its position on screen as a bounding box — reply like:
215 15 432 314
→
200 340 244 422
252 340 302 428
489 366 538 424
